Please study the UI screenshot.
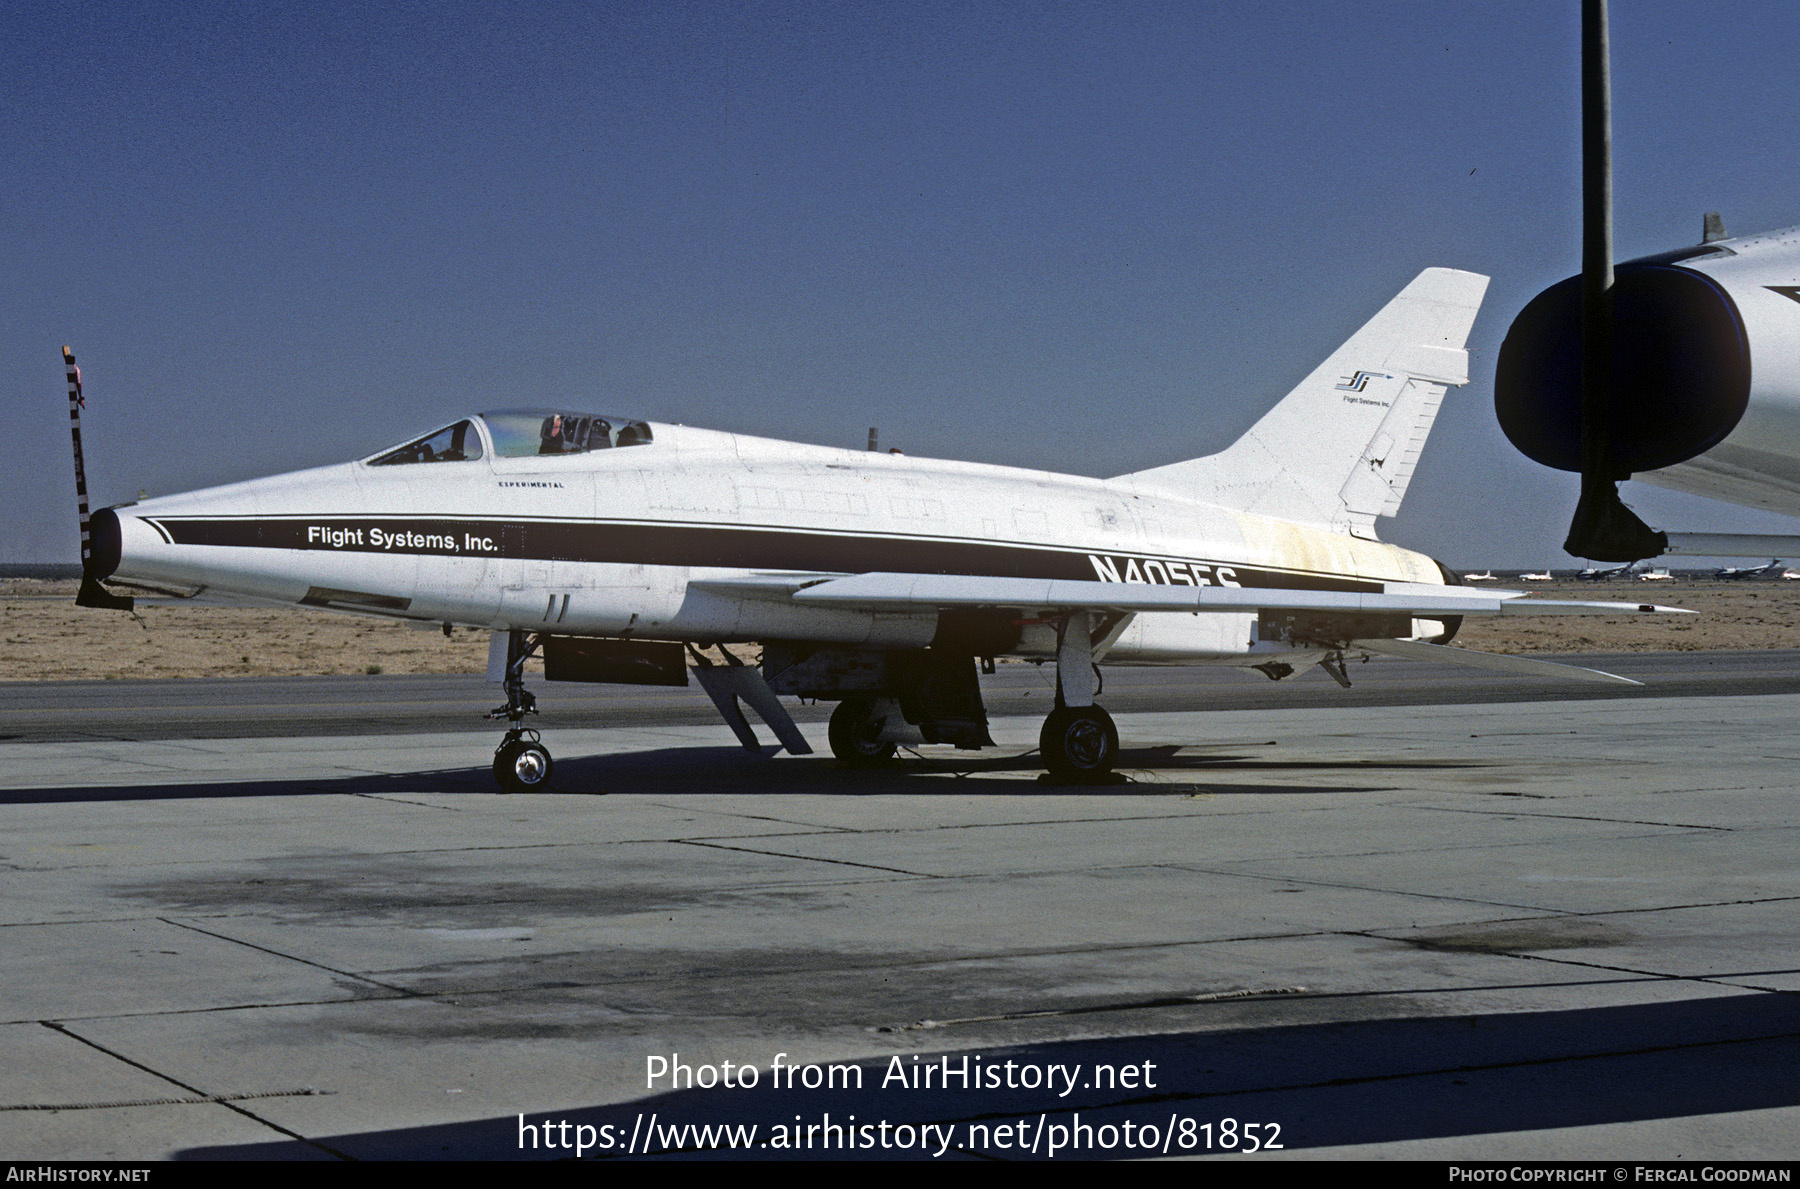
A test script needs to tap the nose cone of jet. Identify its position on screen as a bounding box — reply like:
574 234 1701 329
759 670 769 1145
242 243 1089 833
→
103 461 366 596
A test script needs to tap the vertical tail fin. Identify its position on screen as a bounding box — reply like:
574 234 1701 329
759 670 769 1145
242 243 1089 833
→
1114 268 1489 537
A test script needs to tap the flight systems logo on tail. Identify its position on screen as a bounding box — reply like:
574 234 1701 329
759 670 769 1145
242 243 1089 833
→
1334 370 1391 393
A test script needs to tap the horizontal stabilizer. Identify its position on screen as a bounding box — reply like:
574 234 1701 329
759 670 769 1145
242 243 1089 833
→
1354 637 1641 685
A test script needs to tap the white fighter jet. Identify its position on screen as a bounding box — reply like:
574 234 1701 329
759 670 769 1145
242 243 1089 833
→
65 268 1688 790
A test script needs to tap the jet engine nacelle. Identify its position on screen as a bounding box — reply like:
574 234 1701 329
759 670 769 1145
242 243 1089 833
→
1495 227 1800 503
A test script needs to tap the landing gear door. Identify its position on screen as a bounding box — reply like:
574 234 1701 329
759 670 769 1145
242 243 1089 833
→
498 555 556 628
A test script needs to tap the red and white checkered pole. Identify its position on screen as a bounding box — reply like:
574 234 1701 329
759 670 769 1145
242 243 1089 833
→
64 346 94 574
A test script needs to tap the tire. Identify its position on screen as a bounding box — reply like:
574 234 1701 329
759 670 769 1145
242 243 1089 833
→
492 740 523 791
496 740 554 793
1039 704 1119 781
829 697 897 766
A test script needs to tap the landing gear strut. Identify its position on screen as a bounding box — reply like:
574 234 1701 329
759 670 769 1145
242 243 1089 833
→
1040 611 1120 783
488 629 553 792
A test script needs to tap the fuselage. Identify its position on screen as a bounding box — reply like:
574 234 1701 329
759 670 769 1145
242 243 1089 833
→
97 414 1449 666
1635 226 1800 515
1497 224 1800 520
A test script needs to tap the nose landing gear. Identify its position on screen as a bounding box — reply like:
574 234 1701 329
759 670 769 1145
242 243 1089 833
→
494 728 554 793
488 629 552 793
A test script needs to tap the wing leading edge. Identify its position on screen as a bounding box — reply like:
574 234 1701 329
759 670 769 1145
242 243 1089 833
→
1354 637 1641 686
778 571 1684 686
786 571 1691 619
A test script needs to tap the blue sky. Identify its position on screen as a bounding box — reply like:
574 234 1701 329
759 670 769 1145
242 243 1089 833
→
6 1 1800 566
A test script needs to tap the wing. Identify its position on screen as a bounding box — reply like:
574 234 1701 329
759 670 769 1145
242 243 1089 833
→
1353 636 1641 685
780 572 1691 619
772 571 1686 686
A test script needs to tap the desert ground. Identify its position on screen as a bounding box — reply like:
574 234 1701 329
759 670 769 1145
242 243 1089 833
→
4 575 1796 683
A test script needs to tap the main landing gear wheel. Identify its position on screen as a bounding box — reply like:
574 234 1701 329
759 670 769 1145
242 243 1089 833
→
493 730 553 793
828 696 897 766
1040 704 1119 782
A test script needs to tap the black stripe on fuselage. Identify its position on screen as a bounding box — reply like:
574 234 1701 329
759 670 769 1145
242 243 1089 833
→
140 516 1383 594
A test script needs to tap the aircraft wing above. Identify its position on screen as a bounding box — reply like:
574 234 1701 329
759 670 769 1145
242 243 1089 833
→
1353 636 1642 685
784 572 1691 618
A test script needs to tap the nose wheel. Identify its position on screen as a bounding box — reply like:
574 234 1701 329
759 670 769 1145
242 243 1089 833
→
1040 704 1119 782
494 729 554 793
488 629 553 792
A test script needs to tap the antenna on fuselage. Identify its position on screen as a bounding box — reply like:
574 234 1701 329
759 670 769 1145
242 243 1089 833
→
867 427 878 451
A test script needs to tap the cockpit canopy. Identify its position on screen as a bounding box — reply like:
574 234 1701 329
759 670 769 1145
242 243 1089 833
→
479 409 654 456
367 410 653 466
368 419 483 466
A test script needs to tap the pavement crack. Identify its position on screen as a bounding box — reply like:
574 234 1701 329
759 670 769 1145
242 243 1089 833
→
38 1021 351 1159
1511 894 1800 923
876 986 1312 1032
1169 864 1582 916
18 994 407 1027
1183 825 1697 868
674 838 936 877
1507 949 1800 990
0 915 155 929
349 793 463 810
158 917 421 997
1419 804 1733 832
1 1087 330 1112
645 805 859 832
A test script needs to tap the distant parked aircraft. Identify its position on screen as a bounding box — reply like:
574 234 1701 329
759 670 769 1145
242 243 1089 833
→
1715 559 1784 580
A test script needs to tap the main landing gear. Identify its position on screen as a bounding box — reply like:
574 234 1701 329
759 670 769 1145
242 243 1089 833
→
489 629 554 793
1040 704 1119 782
1039 611 1120 783
801 612 1120 781
828 696 899 767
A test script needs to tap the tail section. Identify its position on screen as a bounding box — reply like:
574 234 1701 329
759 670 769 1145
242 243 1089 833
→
1115 268 1489 537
